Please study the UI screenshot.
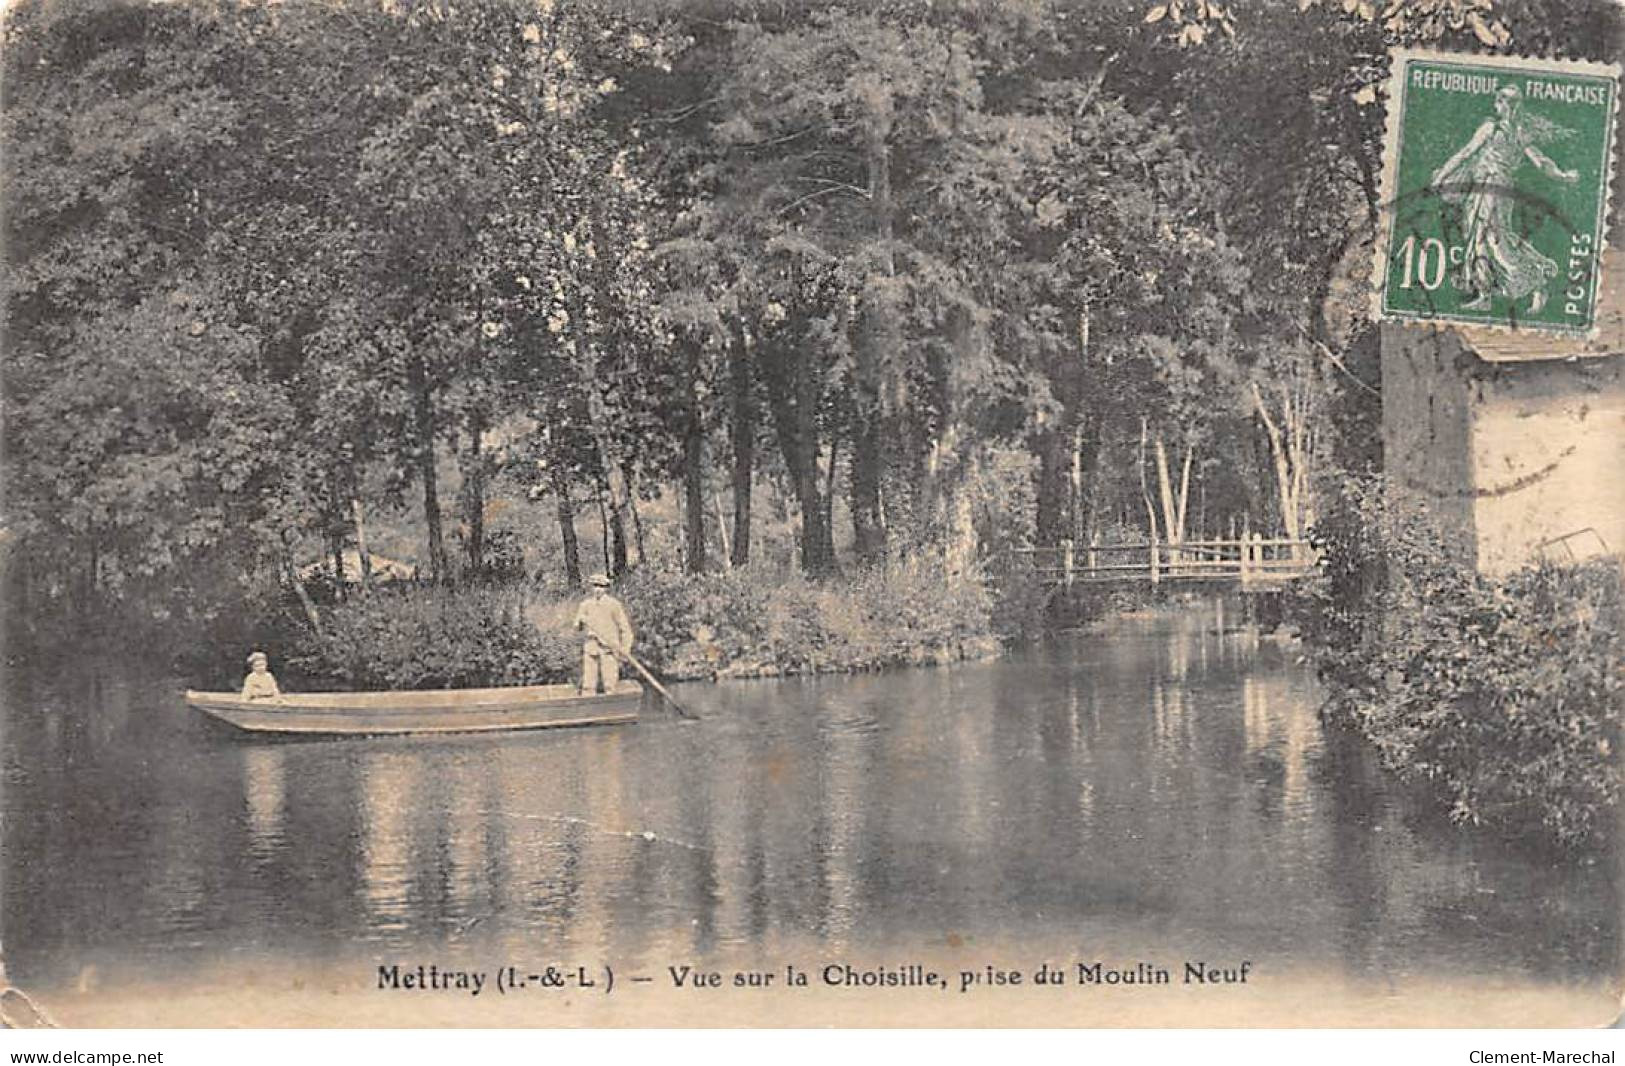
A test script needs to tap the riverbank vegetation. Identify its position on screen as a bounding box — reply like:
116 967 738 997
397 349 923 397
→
285 559 996 691
3 0 1620 751
1297 477 1623 848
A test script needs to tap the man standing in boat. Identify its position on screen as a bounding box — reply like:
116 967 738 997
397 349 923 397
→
573 573 635 696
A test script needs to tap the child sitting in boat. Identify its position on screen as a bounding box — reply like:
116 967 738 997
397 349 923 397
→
241 651 282 700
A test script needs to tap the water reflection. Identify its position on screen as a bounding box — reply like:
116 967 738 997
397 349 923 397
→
1 604 1617 1015
241 745 286 863
358 751 416 932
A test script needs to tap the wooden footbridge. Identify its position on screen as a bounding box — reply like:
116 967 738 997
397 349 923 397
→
1004 536 1318 591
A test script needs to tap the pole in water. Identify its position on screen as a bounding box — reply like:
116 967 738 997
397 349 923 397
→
618 648 699 721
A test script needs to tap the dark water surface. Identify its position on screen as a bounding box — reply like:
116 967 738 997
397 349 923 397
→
4 610 1617 1024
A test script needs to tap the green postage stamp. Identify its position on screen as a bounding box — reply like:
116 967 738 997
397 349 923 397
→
1375 49 1621 336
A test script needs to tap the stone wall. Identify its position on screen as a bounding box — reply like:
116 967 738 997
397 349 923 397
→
1467 355 1625 575
1378 323 1479 566
1380 322 1625 576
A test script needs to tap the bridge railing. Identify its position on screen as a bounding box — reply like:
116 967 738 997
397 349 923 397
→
1002 536 1318 587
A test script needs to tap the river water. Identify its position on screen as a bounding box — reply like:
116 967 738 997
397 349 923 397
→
3 609 1617 1026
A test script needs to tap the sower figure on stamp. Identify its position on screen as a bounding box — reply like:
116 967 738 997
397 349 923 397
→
573 573 634 696
1429 83 1579 314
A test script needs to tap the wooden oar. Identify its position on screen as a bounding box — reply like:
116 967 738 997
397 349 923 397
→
610 645 699 721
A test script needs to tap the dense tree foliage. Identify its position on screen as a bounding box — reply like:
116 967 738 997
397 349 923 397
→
3 0 1619 642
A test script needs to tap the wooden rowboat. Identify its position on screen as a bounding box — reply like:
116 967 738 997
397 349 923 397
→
184 682 642 736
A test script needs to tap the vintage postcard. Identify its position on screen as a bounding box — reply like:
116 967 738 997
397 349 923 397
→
1 0 1620 1032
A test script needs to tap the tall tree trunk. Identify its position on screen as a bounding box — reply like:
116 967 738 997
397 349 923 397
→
1153 435 1197 572
1071 418 1104 547
1153 434 1193 547
570 341 633 576
330 518 345 597
823 427 840 548
606 486 628 577
1033 426 1071 549
682 346 707 575
352 496 372 594
567 207 639 576
762 332 836 576
1070 426 1085 546
801 463 835 576
409 357 447 581
1252 381 1305 541
551 471 582 588
1138 418 1160 545
463 412 487 578
1036 303 1097 553
1068 310 1094 548
715 489 732 568
922 307 976 550
86 538 98 605
1177 445 1193 543
1082 436 1110 551
850 307 886 564
773 398 834 576
729 323 754 567
850 122 894 567
622 461 645 569
1289 377 1317 537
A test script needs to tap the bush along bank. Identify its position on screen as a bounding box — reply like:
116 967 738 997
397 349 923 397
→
618 558 1000 679
287 582 580 690
287 556 1002 691
1294 475 1623 849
